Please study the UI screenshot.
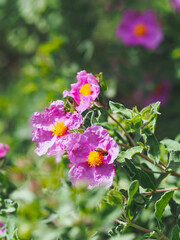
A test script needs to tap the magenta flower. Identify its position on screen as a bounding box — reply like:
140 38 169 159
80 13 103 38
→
67 125 119 189
144 79 171 107
63 70 100 113
31 100 84 162
171 0 180 11
0 222 5 234
116 9 163 49
0 143 10 158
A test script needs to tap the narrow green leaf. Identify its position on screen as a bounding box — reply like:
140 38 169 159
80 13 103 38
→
127 180 139 206
161 139 180 151
146 134 160 163
109 101 132 119
155 191 174 222
170 225 180 240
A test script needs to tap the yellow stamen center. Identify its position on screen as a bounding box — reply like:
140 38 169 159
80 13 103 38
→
79 84 92 96
87 151 104 167
51 122 67 137
134 24 147 37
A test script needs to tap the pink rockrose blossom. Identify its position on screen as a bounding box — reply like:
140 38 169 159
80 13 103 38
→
144 79 171 107
0 222 5 234
0 143 10 158
63 70 100 113
67 125 119 189
31 100 84 162
171 0 180 11
116 9 163 49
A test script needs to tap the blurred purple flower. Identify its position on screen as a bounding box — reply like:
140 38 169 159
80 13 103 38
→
63 70 100 113
116 9 163 49
171 0 180 11
0 143 10 158
144 80 171 106
0 222 6 234
67 125 119 189
31 100 83 162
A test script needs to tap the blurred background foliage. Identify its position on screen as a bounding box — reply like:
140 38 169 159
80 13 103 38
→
0 0 180 239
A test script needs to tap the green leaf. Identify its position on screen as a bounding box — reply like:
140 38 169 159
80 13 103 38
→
125 160 156 190
161 139 180 151
141 101 160 134
169 198 180 218
127 180 139 206
167 151 180 170
105 190 125 206
117 146 144 163
146 135 160 163
109 101 132 119
170 225 180 240
155 191 174 222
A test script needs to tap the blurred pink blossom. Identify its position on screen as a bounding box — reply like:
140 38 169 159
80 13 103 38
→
0 143 10 158
133 79 171 108
171 0 180 11
144 80 171 106
116 9 163 49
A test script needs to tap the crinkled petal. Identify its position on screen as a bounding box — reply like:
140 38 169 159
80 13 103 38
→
34 136 56 156
32 129 53 142
84 125 110 149
76 96 91 113
64 112 84 129
94 164 115 188
31 100 64 128
67 133 90 164
68 163 96 189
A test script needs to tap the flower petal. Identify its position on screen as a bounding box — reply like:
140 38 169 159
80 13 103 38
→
94 164 115 188
68 163 96 189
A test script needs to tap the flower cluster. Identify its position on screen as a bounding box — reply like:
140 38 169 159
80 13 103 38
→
31 70 119 188
116 9 163 50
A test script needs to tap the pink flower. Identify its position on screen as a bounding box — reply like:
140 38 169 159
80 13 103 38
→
63 70 100 113
171 0 180 11
116 9 163 49
144 80 171 107
67 125 119 189
0 143 10 158
0 222 5 234
31 100 84 162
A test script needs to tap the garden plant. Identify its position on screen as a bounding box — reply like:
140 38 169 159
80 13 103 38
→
0 0 180 239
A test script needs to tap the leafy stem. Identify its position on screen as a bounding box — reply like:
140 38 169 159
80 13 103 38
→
117 142 180 178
